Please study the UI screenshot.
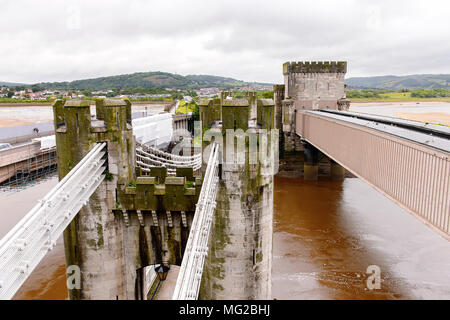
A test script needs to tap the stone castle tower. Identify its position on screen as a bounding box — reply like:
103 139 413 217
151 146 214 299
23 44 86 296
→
54 99 200 300
274 61 349 154
198 92 276 299
283 61 349 111
54 99 135 299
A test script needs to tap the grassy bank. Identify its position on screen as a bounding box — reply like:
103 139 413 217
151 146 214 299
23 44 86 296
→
348 90 450 103
175 99 198 115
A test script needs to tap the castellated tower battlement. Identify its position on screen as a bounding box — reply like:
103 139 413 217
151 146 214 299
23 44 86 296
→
282 60 348 112
278 60 349 152
198 92 275 130
283 61 347 74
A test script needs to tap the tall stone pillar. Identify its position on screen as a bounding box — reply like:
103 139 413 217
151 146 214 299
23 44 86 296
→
54 99 135 300
247 91 257 121
273 85 285 157
302 141 319 181
200 97 275 300
273 85 284 132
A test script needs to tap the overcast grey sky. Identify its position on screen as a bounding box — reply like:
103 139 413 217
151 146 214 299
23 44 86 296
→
1 0 450 84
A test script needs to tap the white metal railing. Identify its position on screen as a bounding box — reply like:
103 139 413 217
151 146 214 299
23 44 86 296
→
137 142 201 162
0 142 107 300
172 142 220 300
136 143 202 174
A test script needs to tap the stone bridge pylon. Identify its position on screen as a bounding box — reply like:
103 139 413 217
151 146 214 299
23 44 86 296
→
54 99 200 300
54 94 277 300
198 93 276 300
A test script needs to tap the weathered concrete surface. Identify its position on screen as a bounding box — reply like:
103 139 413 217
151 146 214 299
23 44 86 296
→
0 141 41 167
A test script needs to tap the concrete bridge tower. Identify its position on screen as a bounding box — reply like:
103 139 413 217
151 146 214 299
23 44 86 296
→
199 95 276 300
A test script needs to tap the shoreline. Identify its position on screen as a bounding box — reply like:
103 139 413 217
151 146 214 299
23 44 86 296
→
350 101 450 107
0 102 53 107
1 100 448 108
0 100 174 107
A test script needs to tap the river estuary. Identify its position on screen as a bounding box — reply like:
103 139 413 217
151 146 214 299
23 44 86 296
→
0 175 448 300
1 103 449 299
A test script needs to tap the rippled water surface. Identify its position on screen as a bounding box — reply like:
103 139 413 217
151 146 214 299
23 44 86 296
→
272 177 450 300
2 175 449 299
0 177 67 300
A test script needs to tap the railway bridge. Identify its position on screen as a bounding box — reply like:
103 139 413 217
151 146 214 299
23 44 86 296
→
294 110 449 238
277 61 449 239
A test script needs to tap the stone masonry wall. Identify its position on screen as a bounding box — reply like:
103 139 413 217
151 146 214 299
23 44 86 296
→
54 99 135 299
283 61 347 111
198 95 275 300
54 99 198 300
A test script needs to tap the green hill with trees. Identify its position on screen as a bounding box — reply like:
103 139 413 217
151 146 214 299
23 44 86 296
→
345 74 450 90
0 81 26 87
33 71 271 91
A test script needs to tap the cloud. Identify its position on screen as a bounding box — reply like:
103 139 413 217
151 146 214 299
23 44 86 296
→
0 0 449 83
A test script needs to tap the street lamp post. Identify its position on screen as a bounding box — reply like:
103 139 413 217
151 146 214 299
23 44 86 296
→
155 263 170 281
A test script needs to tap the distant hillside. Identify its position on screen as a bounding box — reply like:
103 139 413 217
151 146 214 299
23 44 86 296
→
0 81 26 87
346 74 450 90
35 71 271 90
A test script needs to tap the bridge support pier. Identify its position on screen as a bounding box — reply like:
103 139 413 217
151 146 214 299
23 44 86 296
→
330 159 345 181
199 97 275 300
54 99 136 300
302 141 318 181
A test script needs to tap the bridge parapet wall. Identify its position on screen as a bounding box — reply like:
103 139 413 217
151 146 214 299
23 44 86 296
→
257 99 275 130
222 98 250 130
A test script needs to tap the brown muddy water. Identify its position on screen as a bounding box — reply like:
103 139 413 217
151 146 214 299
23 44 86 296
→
0 177 67 299
273 177 450 300
2 176 450 300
